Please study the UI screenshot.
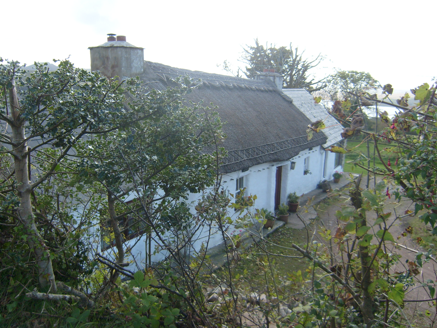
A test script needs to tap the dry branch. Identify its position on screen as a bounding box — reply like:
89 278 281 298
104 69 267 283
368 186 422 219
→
25 290 80 304
56 281 94 308
24 282 93 309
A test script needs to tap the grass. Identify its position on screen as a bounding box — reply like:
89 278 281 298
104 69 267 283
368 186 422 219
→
206 195 343 295
344 138 398 175
207 225 314 299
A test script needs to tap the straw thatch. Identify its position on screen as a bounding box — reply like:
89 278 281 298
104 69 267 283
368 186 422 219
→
141 61 327 173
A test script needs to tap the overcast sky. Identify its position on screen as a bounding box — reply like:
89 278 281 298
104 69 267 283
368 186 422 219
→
2 0 436 93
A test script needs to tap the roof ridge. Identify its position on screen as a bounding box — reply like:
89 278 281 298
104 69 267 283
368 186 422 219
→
144 60 278 90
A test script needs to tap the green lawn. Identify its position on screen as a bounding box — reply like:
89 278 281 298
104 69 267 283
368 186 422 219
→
205 226 313 303
344 139 397 175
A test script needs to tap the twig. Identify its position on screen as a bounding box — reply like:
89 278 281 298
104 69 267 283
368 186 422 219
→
96 255 134 279
394 243 437 264
15 279 32 299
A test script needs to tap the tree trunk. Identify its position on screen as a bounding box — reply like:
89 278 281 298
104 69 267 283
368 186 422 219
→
9 83 57 292
358 242 374 324
349 176 374 325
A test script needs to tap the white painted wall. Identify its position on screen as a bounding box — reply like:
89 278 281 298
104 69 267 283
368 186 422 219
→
99 145 343 272
285 147 323 196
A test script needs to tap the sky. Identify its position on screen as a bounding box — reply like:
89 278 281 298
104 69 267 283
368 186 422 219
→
2 0 436 94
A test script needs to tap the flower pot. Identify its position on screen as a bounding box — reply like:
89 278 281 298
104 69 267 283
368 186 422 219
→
264 219 275 229
288 202 299 213
278 214 289 223
333 178 340 183
319 180 331 192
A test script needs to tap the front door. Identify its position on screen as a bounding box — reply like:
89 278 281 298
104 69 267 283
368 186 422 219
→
275 166 282 210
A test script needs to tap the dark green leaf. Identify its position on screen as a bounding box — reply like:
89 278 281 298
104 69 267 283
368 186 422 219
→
362 190 379 207
358 234 373 247
357 226 370 237
388 283 404 306
376 229 395 242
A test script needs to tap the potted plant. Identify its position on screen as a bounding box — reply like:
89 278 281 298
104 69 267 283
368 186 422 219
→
287 192 300 213
317 180 331 192
258 208 276 229
333 171 343 183
277 203 289 222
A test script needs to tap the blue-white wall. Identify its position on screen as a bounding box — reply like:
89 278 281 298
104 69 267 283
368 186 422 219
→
99 145 343 272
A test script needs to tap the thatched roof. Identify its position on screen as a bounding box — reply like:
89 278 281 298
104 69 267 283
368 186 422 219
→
141 62 327 173
282 89 343 148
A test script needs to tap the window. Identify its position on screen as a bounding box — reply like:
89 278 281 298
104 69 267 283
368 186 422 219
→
335 140 345 167
101 211 148 251
120 215 148 240
304 157 310 175
323 151 329 178
335 152 343 167
236 177 244 196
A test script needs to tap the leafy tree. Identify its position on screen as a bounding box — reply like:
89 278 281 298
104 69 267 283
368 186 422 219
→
230 39 326 92
0 59 133 294
0 58 223 303
293 81 437 327
73 78 223 295
331 81 437 219
0 58 232 327
324 70 380 135
326 70 380 102
366 83 437 228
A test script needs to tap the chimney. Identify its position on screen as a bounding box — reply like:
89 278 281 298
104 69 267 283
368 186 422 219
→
89 34 144 79
255 69 283 90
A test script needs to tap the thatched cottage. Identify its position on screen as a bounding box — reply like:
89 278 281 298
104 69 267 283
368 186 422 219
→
89 35 343 265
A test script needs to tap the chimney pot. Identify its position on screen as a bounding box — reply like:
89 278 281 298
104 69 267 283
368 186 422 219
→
116 35 126 41
107 33 116 41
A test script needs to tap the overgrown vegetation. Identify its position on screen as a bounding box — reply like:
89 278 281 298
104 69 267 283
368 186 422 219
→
2 55 437 327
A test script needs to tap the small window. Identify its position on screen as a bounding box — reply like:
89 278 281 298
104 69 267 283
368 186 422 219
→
335 152 343 167
335 140 345 167
236 177 244 196
304 157 310 175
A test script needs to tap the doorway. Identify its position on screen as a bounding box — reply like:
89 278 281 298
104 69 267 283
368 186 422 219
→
275 166 282 210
